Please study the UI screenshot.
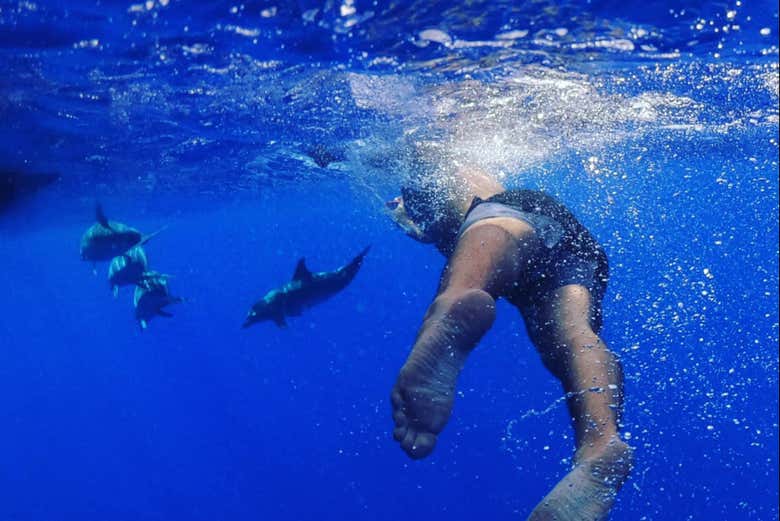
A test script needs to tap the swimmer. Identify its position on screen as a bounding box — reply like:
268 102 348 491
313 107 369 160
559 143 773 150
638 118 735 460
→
387 152 632 520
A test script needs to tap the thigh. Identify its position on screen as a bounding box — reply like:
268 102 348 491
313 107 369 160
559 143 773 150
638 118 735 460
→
514 251 606 332
439 218 541 297
518 283 603 359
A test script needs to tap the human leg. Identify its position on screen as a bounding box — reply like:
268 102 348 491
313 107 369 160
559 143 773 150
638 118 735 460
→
523 284 632 520
391 219 539 459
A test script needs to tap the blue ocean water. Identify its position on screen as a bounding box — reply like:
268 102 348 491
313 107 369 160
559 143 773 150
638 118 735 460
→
0 1 778 520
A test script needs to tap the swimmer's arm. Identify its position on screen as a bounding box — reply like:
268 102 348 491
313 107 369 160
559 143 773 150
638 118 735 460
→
386 196 434 243
397 219 434 243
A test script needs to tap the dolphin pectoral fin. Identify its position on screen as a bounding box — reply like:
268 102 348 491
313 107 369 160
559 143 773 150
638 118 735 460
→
112 285 119 298
292 258 313 283
273 314 287 328
158 310 174 318
139 319 148 330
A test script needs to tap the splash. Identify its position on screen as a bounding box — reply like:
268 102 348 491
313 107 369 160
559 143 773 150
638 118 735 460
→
347 66 704 191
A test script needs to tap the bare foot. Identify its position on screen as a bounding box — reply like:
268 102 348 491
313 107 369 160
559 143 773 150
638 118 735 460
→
527 437 633 521
391 289 496 459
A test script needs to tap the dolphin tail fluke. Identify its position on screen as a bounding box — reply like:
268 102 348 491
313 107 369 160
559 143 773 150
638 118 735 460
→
139 225 169 246
344 245 371 276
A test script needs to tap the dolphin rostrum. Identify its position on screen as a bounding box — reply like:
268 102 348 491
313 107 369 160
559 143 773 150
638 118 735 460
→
243 246 370 329
80 203 165 262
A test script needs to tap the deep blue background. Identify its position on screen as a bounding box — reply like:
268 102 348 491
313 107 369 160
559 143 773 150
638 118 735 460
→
1 1 778 520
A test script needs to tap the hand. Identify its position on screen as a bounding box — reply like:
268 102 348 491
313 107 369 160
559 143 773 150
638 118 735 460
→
386 196 432 243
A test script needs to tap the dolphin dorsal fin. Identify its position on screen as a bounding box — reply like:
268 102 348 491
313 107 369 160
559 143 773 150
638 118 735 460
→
96 203 112 229
292 258 313 282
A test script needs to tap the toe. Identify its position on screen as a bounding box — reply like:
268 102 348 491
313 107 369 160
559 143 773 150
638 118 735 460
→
391 390 408 440
401 428 417 452
407 432 436 459
400 428 437 459
390 387 405 409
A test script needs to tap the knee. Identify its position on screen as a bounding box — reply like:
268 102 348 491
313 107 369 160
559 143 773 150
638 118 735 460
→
429 288 496 339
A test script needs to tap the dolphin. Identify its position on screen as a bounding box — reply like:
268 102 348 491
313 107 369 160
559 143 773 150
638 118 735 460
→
133 271 181 330
80 203 165 262
108 246 149 297
243 246 370 329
